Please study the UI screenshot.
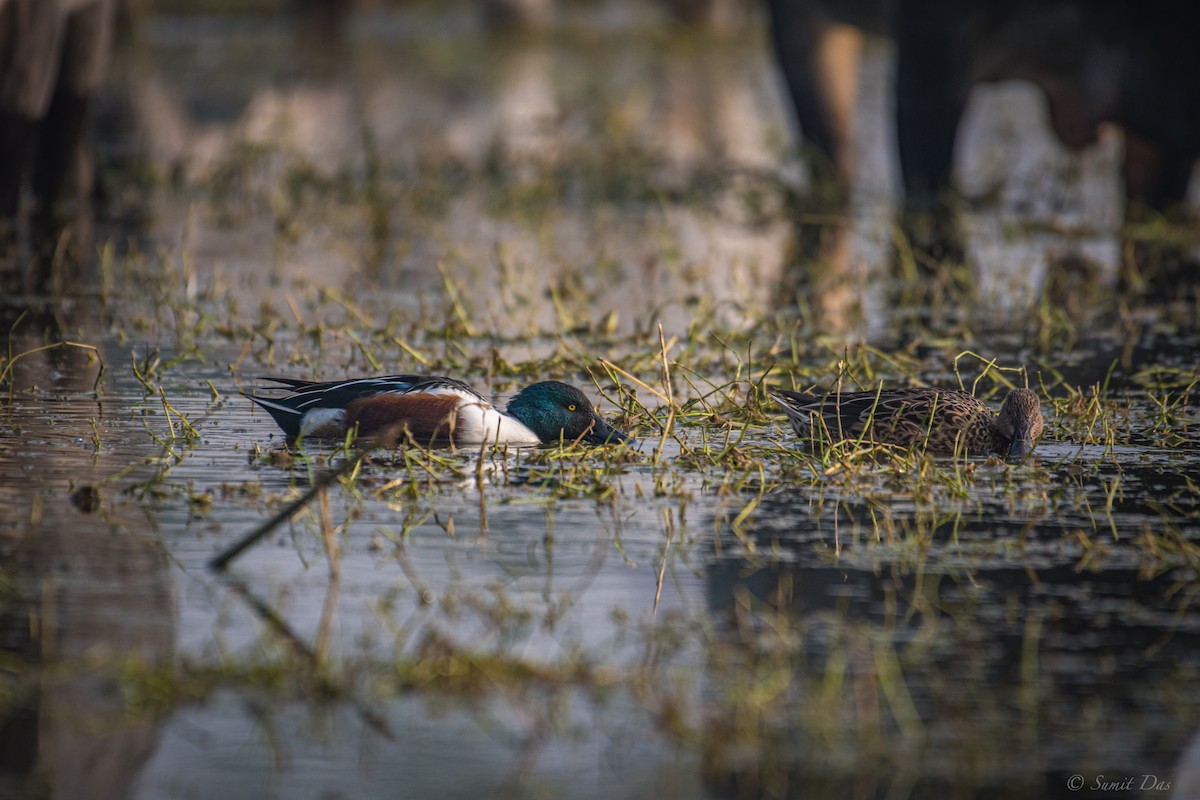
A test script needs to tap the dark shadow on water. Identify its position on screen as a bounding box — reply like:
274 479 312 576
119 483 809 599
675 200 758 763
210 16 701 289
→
700 483 1200 798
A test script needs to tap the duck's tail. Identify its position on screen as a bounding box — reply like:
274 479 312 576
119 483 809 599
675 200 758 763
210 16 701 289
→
241 390 304 438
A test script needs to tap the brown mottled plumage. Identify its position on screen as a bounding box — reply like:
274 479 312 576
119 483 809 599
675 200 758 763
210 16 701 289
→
768 386 1044 457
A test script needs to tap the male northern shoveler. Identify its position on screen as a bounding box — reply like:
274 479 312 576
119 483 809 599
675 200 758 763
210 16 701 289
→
768 385 1044 457
243 375 631 447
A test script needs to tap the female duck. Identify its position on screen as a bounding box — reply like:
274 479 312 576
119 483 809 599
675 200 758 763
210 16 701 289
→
768 385 1043 457
245 375 630 447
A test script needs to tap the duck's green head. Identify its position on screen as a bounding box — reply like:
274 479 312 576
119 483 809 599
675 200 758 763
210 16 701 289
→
996 388 1044 458
507 381 630 446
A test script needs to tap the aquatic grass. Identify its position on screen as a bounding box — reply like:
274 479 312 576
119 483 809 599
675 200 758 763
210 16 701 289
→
1 310 105 398
951 350 1034 394
1049 379 1141 452
1142 376 1198 445
63 327 1194 799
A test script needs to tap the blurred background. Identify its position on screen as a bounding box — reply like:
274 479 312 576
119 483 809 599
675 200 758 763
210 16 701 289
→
5 0 1197 332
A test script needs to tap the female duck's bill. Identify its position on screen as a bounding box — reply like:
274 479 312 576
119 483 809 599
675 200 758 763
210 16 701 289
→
243 375 631 448
768 385 1044 458
993 388 1043 458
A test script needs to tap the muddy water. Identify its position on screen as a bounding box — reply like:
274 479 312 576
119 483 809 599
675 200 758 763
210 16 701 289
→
2 3 1199 799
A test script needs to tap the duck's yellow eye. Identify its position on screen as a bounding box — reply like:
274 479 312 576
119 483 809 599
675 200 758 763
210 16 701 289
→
567 404 577 412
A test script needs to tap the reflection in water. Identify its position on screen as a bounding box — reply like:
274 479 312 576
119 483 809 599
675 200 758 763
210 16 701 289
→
97 2 1182 337
86 5 941 340
0 312 174 800
0 498 173 800
703 484 1200 794
0 0 117 293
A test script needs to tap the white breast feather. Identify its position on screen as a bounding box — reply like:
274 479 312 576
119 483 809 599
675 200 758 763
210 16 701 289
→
453 399 541 446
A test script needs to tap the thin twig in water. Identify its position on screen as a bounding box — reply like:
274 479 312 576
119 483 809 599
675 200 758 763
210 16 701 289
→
221 574 393 739
654 323 676 463
1 336 105 395
318 484 340 580
209 423 406 571
208 455 361 572
598 359 669 404
653 509 675 616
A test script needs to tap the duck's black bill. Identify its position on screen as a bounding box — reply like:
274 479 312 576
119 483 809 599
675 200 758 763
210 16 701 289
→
585 418 631 445
1007 424 1037 459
